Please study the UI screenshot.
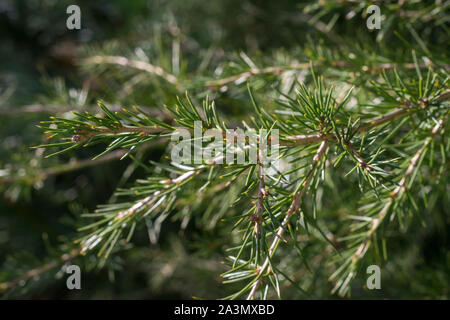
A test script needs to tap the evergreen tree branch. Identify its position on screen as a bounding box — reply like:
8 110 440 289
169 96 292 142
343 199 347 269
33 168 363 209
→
332 111 449 296
84 56 179 86
247 140 329 299
25 64 449 299
205 62 448 89
354 112 448 263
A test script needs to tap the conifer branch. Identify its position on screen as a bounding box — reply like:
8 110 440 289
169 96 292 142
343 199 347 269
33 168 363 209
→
84 56 179 85
205 62 448 88
3 0 450 301
0 249 80 293
332 111 449 296
354 112 448 261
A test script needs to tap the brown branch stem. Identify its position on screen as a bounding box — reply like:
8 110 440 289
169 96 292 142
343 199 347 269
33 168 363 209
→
247 140 329 299
350 112 448 275
84 56 179 86
0 249 80 293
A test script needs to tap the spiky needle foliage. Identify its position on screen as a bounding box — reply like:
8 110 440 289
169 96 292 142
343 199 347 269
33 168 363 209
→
29 65 450 299
0 0 448 299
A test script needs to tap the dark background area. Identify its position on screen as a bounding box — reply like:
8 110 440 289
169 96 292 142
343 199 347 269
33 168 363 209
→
0 0 448 299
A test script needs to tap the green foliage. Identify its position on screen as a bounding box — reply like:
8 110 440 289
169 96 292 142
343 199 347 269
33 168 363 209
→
0 0 449 299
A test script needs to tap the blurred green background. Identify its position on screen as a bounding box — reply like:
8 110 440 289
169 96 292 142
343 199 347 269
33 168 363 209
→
0 0 448 299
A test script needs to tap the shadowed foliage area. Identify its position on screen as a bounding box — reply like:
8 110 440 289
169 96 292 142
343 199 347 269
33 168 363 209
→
0 0 448 299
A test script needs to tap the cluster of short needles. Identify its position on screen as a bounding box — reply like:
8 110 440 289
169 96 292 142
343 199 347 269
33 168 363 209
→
32 65 449 299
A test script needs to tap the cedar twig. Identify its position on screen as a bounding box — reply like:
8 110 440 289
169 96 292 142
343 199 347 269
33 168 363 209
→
287 90 449 145
72 91 449 146
0 249 80 293
84 56 179 86
251 148 267 235
83 54 449 90
334 112 449 296
205 63 449 88
247 140 329 299
113 169 201 222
